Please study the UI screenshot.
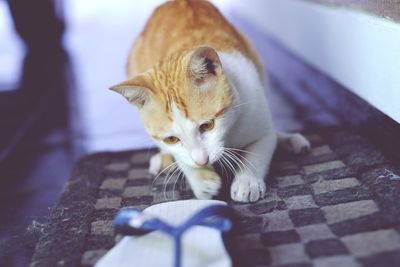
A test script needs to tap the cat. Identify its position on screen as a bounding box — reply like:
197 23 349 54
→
111 0 310 202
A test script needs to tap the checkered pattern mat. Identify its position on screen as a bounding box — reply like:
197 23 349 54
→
30 128 400 267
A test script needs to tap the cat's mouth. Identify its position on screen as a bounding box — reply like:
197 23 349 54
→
193 159 209 167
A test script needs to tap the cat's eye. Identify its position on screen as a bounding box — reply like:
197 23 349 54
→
199 119 215 133
163 136 180 144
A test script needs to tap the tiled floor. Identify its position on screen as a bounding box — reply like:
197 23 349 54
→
0 1 340 266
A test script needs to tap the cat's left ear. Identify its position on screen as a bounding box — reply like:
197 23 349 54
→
187 46 222 88
110 74 152 107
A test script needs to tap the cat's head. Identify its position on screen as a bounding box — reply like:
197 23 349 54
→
111 46 236 167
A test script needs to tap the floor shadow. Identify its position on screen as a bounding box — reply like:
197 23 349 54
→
0 46 76 267
0 1 77 264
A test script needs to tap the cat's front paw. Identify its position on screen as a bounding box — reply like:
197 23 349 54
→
149 153 174 175
191 169 222 199
231 174 266 203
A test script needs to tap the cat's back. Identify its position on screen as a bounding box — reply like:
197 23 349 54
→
128 0 261 76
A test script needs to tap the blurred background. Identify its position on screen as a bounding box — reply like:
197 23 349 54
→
0 0 399 266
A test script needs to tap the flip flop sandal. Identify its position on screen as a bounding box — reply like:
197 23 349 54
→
95 199 233 267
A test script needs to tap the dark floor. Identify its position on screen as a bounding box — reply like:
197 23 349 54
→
1 1 395 267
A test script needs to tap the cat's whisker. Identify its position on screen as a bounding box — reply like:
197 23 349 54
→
171 167 184 199
161 163 178 200
210 147 229 183
218 157 230 184
225 148 257 171
224 148 255 170
209 148 219 162
223 152 241 174
220 151 238 177
219 111 237 120
212 147 226 163
223 155 239 178
176 163 191 194
232 152 254 175
209 147 222 164
172 169 183 200
172 171 183 199
224 149 254 175
178 170 185 196
160 168 177 192
227 147 261 157
152 161 177 187
223 149 248 175
231 101 250 110
173 170 185 199
163 165 178 200
219 156 232 178
164 163 181 200
219 158 226 175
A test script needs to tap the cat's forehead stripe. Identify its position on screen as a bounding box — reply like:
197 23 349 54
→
215 107 228 118
167 86 189 118
152 66 191 118
175 96 189 118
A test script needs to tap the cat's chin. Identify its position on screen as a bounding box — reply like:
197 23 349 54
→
190 162 212 169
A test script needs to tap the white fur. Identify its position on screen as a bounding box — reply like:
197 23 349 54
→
149 52 309 202
218 52 278 202
154 103 224 199
156 103 225 167
149 153 164 175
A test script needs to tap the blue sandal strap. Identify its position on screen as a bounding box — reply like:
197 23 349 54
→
175 205 233 235
113 204 233 267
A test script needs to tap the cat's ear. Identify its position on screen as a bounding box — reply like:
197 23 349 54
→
188 46 222 88
110 74 152 107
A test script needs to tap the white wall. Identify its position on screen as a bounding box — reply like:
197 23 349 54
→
233 0 400 123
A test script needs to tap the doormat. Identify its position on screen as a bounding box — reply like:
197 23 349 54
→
30 128 400 267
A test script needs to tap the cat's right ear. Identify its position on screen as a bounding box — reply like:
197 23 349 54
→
188 46 222 89
110 74 152 107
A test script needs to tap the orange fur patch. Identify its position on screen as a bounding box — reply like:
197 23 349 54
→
127 0 262 76
115 0 262 137
137 48 233 135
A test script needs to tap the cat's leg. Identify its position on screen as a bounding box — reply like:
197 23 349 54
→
149 152 175 175
178 163 222 199
277 132 311 154
230 133 277 203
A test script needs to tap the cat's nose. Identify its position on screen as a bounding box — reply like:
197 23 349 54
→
191 149 209 166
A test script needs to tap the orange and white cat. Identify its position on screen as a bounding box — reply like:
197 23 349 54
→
111 0 310 202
